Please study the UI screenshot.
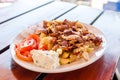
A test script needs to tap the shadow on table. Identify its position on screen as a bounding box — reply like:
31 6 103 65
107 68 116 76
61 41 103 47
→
11 59 39 80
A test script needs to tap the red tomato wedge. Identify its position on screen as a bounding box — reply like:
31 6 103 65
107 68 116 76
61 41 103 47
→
19 34 40 53
15 34 40 62
19 38 37 53
39 44 48 50
15 49 33 62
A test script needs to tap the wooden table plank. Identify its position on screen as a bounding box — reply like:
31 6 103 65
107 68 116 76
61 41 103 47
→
0 0 54 24
0 1 76 51
57 5 102 24
93 11 120 79
93 11 120 57
0 50 40 80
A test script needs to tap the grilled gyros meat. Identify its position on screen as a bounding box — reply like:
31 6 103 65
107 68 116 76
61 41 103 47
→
37 19 102 64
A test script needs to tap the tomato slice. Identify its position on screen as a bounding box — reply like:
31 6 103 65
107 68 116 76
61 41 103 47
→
39 44 47 50
19 38 37 52
29 34 40 43
19 34 40 53
15 49 33 62
15 34 40 62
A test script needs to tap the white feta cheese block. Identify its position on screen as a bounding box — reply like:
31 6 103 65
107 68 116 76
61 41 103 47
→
30 50 60 69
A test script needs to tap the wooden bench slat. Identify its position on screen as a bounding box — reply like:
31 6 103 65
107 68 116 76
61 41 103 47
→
0 1 76 51
57 5 102 24
0 0 53 24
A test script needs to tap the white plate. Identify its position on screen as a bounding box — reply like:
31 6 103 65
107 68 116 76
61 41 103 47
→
10 23 106 73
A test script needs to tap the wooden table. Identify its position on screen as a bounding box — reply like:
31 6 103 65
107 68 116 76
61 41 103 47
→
0 0 120 80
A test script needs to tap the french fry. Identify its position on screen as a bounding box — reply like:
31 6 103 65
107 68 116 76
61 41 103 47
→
60 58 70 65
56 48 62 55
62 52 69 58
82 52 89 61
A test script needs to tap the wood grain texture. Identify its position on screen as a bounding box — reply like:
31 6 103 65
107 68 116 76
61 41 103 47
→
0 50 40 80
0 0 53 24
57 5 102 24
0 1 76 51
